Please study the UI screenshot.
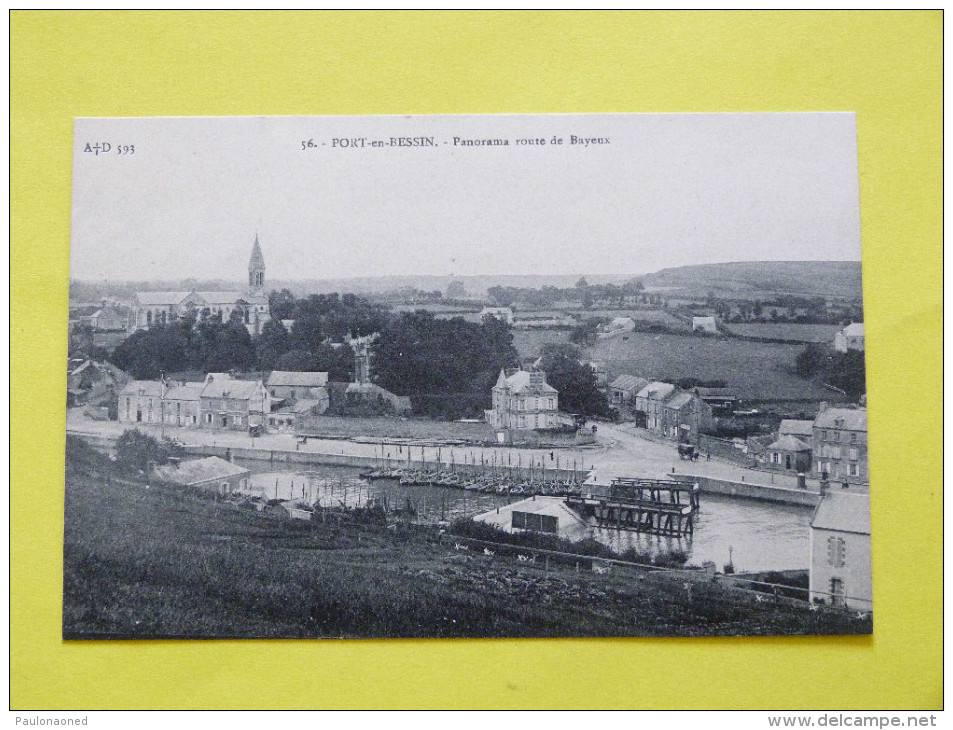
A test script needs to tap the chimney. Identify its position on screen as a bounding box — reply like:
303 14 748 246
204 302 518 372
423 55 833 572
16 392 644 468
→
819 476 830 496
818 401 829 413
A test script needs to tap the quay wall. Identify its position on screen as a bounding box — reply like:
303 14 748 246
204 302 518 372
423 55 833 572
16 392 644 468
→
68 430 818 506
186 444 582 481
680 475 820 508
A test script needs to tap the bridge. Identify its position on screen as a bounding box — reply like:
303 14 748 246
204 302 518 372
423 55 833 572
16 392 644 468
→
566 477 700 537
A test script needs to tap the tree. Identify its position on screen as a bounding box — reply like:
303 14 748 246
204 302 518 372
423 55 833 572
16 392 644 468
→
372 311 519 418
827 350 867 399
268 288 296 320
256 319 291 370
539 344 612 418
115 429 180 474
795 343 827 377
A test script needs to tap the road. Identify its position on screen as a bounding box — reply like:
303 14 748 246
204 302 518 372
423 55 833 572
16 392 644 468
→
66 408 820 491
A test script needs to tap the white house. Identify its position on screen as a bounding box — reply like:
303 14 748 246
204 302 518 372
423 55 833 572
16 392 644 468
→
485 368 559 431
692 316 717 334
634 381 675 430
809 490 872 611
833 322 865 352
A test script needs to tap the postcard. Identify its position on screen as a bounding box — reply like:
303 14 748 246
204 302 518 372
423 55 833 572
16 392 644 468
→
65 113 871 639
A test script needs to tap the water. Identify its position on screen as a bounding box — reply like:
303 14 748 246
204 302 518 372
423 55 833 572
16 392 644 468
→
238 461 812 573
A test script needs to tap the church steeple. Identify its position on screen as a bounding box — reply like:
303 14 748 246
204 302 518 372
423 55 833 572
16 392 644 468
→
248 233 266 293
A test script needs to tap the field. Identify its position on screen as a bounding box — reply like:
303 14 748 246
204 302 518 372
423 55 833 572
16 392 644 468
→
510 329 573 359
585 332 836 401
724 323 841 343
63 442 868 639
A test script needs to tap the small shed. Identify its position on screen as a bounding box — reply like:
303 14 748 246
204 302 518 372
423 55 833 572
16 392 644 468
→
692 316 718 334
610 374 649 405
153 456 251 495
765 435 812 473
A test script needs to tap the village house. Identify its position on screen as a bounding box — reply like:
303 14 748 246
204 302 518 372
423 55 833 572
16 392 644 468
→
692 316 718 334
659 390 714 442
610 374 649 408
485 368 559 431
118 380 166 425
153 456 251 496
266 371 330 402
812 404 868 484
162 383 204 427
81 306 128 332
833 322 865 353
480 306 514 325
809 489 872 611
691 386 738 414
267 398 333 431
132 235 271 336
634 381 675 430
199 373 271 430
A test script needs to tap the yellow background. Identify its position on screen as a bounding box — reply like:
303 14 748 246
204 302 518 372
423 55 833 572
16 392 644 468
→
11 11 942 709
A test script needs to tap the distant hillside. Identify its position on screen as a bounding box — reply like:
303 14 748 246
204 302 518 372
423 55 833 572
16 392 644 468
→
641 261 862 300
266 274 627 298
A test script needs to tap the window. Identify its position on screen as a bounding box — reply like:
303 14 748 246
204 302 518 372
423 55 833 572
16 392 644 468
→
849 463 859 477
849 447 859 461
772 453 780 464
850 432 857 443
827 537 846 567
833 431 840 442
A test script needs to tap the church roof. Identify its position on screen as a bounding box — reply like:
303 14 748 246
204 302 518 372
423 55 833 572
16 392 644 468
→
198 291 247 305
135 291 192 306
248 234 266 270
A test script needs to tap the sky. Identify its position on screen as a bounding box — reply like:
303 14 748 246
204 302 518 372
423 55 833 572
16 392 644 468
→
70 113 862 283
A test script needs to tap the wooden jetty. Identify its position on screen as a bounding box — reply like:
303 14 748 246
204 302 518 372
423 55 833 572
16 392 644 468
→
566 477 700 537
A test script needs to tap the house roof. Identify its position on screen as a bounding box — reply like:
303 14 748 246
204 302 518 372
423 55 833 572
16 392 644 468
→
154 456 249 486
120 380 165 397
664 391 695 410
811 491 871 535
779 419 815 437
636 381 675 401
693 316 716 324
503 369 558 395
767 435 811 452
815 407 867 432
474 496 589 531
610 374 649 392
278 398 327 414
164 383 205 401
267 371 329 387
840 322 865 337
201 379 265 400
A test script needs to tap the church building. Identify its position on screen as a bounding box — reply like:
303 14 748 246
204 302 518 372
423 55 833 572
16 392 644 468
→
132 235 271 336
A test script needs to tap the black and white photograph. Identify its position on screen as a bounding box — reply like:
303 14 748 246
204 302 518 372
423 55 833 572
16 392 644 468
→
64 113 872 639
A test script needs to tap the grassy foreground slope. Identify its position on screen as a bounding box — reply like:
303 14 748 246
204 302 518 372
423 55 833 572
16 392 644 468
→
63 443 869 639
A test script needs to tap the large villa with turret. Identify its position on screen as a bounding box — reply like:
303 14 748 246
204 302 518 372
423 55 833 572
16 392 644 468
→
131 235 271 336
